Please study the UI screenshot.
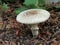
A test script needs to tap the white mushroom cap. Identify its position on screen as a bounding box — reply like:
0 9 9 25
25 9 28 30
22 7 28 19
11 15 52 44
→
16 9 50 24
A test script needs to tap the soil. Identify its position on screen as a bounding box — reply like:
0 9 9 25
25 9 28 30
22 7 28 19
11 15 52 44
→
0 4 60 45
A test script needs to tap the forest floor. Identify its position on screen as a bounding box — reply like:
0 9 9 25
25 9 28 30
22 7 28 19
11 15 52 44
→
0 6 60 45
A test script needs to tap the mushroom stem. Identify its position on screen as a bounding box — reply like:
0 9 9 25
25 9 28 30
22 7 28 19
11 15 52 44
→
30 24 39 38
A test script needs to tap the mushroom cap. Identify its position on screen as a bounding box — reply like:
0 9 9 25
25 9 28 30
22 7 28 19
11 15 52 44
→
16 9 50 24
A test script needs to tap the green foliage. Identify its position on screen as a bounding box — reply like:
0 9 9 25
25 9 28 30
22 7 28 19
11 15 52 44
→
14 6 27 15
27 4 38 9
14 4 38 15
0 0 46 16
14 5 46 15
24 0 45 7
2 3 9 10
24 0 36 6
0 3 9 11
14 0 46 15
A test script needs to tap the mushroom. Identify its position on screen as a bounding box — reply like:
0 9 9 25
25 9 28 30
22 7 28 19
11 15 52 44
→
16 9 50 38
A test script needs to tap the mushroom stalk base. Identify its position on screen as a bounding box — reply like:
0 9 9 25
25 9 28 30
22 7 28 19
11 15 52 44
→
30 24 39 38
